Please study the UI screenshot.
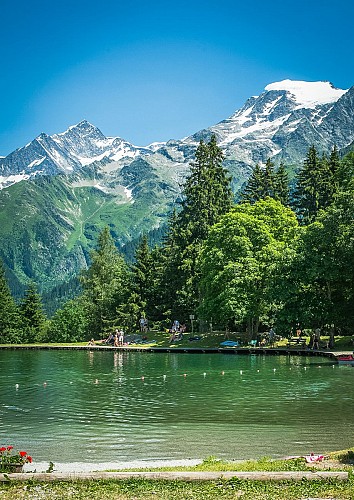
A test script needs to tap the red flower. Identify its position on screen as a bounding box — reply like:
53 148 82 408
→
7 446 13 451
26 455 33 463
19 451 27 457
0 447 6 452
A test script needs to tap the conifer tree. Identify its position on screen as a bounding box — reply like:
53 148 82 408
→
80 227 131 336
327 145 341 197
240 164 265 203
294 145 340 224
130 235 166 324
163 135 233 322
274 162 290 205
337 150 354 191
131 235 152 317
293 146 322 224
19 282 47 342
0 260 19 343
241 158 289 204
263 158 276 198
157 210 181 322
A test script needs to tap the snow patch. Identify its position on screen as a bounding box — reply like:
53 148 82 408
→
27 156 46 169
111 149 138 161
147 141 166 152
218 114 290 145
94 183 110 193
124 186 133 202
78 152 109 166
0 173 30 189
265 80 347 108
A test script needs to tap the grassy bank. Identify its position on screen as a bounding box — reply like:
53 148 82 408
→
1 333 352 351
0 476 353 500
1 452 354 499
1 331 354 352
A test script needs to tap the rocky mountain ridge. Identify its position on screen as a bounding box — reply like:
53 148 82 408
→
1 80 354 192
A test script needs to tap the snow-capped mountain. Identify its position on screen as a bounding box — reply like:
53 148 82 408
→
1 80 354 191
0 120 151 188
182 80 352 166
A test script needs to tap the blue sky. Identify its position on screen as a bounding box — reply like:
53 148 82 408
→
1 0 353 155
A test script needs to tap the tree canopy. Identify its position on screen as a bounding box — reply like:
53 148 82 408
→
198 198 299 336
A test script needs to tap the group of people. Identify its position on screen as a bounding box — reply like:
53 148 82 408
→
139 317 148 333
103 329 125 347
309 328 322 350
169 320 187 342
295 325 323 349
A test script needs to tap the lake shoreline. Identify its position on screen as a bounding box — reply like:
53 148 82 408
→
0 343 349 361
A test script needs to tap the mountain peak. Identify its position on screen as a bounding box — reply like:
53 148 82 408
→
264 79 347 108
63 120 101 134
74 119 96 129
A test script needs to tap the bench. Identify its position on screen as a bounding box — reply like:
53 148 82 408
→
287 337 307 348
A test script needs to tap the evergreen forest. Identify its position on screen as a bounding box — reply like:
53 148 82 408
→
1 137 353 343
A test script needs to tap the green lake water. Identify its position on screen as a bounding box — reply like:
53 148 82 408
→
0 350 353 465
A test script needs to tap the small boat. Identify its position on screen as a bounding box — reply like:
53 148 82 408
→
336 354 354 366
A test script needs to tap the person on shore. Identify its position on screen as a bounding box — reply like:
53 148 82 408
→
172 320 180 332
114 331 119 347
139 317 148 333
104 332 114 345
269 328 275 347
87 338 95 346
309 332 315 349
118 330 124 346
314 328 321 350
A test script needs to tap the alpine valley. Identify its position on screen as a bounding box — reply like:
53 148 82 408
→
1 80 354 312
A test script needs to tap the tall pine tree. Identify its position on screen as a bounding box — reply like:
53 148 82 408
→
240 164 265 203
293 145 338 224
241 159 289 205
273 162 290 205
162 135 233 322
19 282 47 342
80 227 131 336
130 235 165 324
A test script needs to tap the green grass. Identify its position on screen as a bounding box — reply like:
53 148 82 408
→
1 334 353 351
114 456 312 473
1 475 354 499
1 452 354 498
105 332 354 351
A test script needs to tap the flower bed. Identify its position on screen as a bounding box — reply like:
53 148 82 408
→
0 446 32 473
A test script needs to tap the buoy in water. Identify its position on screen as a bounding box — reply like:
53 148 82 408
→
15 383 19 389
221 371 225 375
141 376 145 381
240 370 243 375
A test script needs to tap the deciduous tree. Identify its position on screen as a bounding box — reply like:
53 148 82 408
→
198 198 299 336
